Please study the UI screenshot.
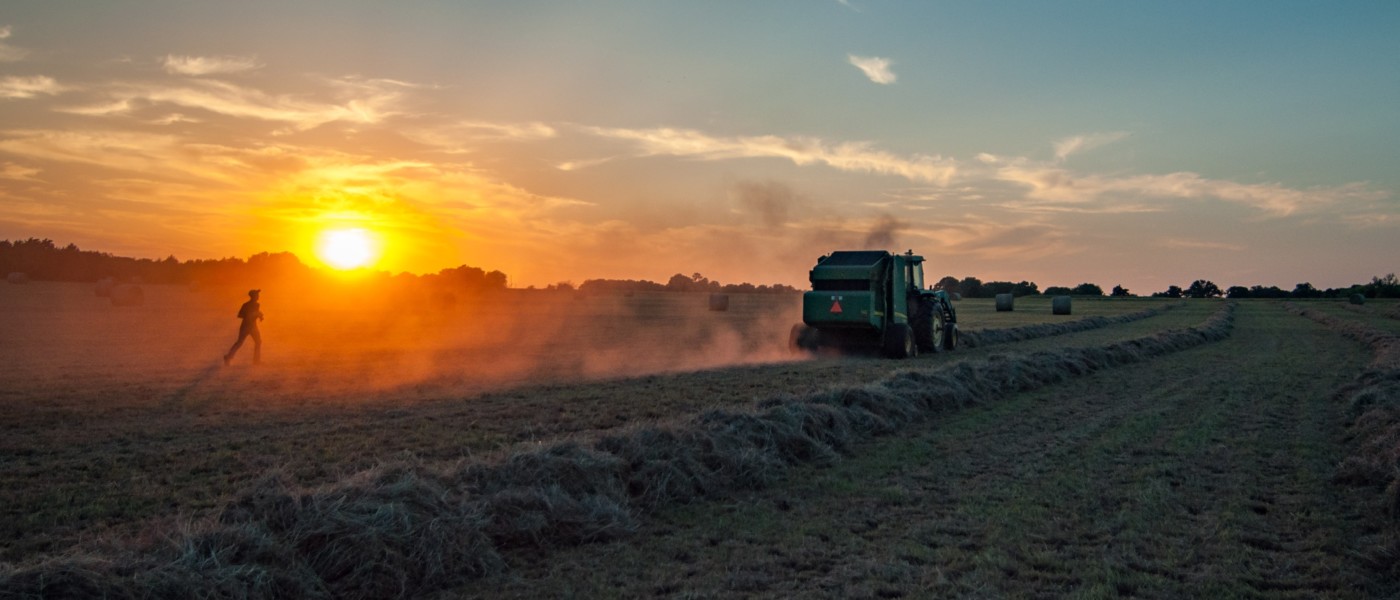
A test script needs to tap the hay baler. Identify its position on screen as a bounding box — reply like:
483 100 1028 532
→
789 250 958 358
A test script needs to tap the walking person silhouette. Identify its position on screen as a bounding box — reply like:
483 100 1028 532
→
225 289 263 365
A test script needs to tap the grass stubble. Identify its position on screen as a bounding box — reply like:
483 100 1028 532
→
2 299 1242 598
0 296 1198 564
475 302 1394 598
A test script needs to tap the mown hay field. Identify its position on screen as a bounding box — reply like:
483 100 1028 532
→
2 282 1397 598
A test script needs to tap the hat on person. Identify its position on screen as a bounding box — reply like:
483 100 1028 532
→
249 289 261 296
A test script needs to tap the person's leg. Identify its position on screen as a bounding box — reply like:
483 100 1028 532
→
226 329 249 363
251 328 262 364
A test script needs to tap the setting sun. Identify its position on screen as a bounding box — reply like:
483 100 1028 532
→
315 228 379 270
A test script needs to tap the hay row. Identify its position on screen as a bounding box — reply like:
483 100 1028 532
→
1282 304 1400 534
0 304 1236 599
1343 301 1400 322
959 303 1176 348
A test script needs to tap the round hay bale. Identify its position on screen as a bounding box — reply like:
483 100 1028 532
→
708 293 730 312
1350 293 1366 305
6 272 29 284
1052 295 1072 315
995 293 1014 312
110 284 144 306
95 277 115 297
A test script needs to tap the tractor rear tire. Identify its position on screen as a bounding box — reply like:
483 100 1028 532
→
883 323 917 359
914 299 943 353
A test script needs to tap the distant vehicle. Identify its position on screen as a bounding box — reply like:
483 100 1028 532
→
790 250 958 359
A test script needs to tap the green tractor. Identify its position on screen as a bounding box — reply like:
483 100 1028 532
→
789 250 958 358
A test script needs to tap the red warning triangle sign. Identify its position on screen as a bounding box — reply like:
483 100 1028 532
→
830 300 843 314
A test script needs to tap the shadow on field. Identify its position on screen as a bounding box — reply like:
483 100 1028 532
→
162 363 226 408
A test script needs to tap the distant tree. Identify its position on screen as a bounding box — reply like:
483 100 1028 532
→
1291 282 1321 299
1043 286 1073 296
984 280 1039 297
1110 285 1132 297
578 278 666 294
959 276 984 299
1071 282 1104 296
1186 280 1222 299
1226 286 1252 299
665 273 694 292
934 276 961 295
1152 285 1184 299
1371 273 1400 298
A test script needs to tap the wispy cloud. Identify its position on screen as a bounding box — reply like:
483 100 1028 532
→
92 79 401 129
0 162 41 181
1053 131 1130 161
405 119 558 153
162 54 263 76
1158 238 1245 252
836 0 862 12
0 25 28 62
0 75 64 99
848 54 896 84
992 161 1387 216
56 98 133 116
581 126 955 184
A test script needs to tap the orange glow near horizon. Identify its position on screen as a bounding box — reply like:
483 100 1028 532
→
315 227 381 270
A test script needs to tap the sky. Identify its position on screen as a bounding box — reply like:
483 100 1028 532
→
1 1 1397 292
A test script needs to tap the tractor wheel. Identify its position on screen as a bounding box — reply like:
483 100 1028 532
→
943 322 958 351
914 299 942 353
882 323 917 359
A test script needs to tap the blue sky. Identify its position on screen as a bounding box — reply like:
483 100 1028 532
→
1 1 1396 291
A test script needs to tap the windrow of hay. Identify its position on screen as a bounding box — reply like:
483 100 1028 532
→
0 304 1236 599
1283 305 1400 528
1344 301 1400 322
960 303 1176 348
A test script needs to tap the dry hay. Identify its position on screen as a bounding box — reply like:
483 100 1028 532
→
6 272 29 284
0 303 1239 598
708 293 730 312
960 303 1174 348
995 293 1014 312
1351 294 1367 305
1285 302 1400 564
1052 295 1072 315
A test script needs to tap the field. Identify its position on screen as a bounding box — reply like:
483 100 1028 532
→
2 282 1398 598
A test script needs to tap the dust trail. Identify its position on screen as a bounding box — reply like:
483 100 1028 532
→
0 282 805 411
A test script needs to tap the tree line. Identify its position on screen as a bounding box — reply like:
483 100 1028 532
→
0 238 800 295
571 273 800 295
6 238 1394 300
0 238 508 293
932 274 1400 300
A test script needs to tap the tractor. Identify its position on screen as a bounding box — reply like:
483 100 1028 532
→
789 250 958 358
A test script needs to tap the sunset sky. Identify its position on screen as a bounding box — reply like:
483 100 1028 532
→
1 1 1396 292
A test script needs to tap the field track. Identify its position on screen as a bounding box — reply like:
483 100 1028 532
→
475 301 1394 598
3 285 1398 597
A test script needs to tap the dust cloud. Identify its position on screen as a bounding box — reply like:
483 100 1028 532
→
862 214 907 250
0 281 805 411
732 180 796 229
